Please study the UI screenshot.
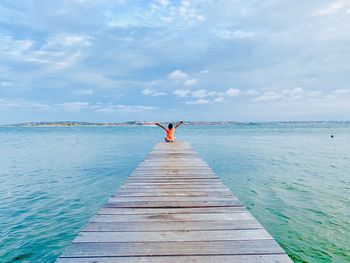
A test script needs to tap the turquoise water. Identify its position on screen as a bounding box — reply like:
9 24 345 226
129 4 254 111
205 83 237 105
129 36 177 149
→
0 123 350 262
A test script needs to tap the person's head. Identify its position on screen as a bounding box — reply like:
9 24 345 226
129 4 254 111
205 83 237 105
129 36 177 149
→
168 123 173 129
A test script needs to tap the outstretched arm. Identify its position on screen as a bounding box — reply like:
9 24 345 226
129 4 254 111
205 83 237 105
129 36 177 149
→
175 121 184 129
155 122 167 130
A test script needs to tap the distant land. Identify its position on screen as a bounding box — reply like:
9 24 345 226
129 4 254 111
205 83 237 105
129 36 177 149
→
2 121 240 127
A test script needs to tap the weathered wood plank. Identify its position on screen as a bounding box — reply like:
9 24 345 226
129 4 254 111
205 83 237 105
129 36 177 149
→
89 212 254 222
104 200 243 208
59 240 286 257
117 189 230 193
126 178 221 182
112 192 235 198
96 207 248 215
119 185 229 190
107 198 238 203
82 220 263 232
73 229 273 243
127 176 218 180
122 182 225 186
57 254 292 263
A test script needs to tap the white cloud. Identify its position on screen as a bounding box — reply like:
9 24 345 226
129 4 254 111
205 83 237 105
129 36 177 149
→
252 88 331 103
208 91 218 96
0 98 51 111
142 88 154 95
161 16 173 23
0 98 155 115
191 89 208 98
307 90 322 97
46 34 91 48
232 30 256 39
72 89 94 95
333 88 350 95
282 87 304 96
107 15 140 28
226 88 241 97
173 89 191 97
95 104 157 113
149 0 207 24
0 34 81 68
174 88 241 102
184 78 198 86
0 81 12 87
0 35 33 55
159 0 170 7
142 88 166 96
153 92 167 96
253 91 284 102
174 89 215 98
313 1 350 16
214 97 224 103
219 30 255 40
168 70 189 80
185 99 211 105
246 89 260 96
178 0 206 22
185 96 225 105
200 70 210 74
57 101 158 113
74 72 117 87
60 101 91 112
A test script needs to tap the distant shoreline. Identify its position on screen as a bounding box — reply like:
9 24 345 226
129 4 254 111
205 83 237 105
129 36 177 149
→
1 121 349 127
1 121 240 127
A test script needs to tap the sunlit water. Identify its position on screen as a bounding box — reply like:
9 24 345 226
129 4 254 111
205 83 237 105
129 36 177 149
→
0 123 349 262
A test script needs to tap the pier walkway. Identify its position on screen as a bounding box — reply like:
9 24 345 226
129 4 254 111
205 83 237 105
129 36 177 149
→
57 142 292 262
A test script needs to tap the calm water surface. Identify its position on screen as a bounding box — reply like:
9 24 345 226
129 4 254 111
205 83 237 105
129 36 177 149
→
0 123 349 262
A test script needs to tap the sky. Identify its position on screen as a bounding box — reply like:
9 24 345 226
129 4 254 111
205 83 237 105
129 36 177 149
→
1 0 350 123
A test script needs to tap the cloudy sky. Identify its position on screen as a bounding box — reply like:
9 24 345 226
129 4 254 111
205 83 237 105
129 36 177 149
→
1 0 350 123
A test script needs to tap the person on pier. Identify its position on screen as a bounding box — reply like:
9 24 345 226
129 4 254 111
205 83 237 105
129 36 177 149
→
155 121 184 142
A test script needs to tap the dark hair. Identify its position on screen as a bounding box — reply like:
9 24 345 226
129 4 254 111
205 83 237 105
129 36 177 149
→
168 123 173 129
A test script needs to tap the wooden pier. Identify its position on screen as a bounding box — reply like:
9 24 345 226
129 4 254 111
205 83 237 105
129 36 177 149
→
57 142 292 262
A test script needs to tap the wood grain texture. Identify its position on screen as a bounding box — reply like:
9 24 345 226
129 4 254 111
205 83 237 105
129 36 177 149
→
82 220 263 232
57 254 292 263
59 240 285 257
56 141 292 262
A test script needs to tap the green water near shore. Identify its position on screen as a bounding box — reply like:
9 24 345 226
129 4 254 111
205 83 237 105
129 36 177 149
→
0 122 349 262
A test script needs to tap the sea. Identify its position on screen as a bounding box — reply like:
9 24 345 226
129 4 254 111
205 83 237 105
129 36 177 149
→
0 122 349 262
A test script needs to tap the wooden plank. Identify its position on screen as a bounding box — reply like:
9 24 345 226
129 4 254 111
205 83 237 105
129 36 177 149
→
73 229 272 242
114 192 233 197
130 174 217 177
59 240 286 257
117 189 230 193
112 192 235 197
131 171 215 173
96 207 248 215
120 184 228 190
113 192 232 197
122 182 225 186
104 200 243 208
112 190 236 197
124 178 220 182
125 176 220 180
133 169 214 171
127 176 218 179
89 212 254 222
82 220 263 232
57 254 292 263
107 197 238 202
